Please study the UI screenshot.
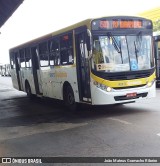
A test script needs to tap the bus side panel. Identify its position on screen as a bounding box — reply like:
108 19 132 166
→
22 68 36 94
39 66 79 102
10 69 20 90
56 67 79 102
36 69 43 93
40 68 62 99
39 68 51 97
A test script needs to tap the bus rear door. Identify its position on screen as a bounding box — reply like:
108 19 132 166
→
31 47 43 95
10 52 22 90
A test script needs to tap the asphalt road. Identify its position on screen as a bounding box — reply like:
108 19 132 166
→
0 76 160 166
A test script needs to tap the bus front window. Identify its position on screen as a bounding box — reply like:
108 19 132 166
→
92 35 153 72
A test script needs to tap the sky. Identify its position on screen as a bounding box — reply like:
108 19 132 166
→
0 0 160 64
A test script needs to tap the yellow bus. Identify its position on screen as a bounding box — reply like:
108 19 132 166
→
9 16 156 110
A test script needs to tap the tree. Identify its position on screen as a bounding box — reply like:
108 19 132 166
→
153 19 160 32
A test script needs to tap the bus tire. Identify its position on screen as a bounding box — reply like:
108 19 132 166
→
25 82 34 99
63 84 77 111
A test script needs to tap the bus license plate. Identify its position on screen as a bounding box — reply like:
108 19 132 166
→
126 92 137 98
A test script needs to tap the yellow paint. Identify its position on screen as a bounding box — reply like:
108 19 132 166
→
138 7 160 21
54 64 76 69
55 71 67 78
91 71 156 88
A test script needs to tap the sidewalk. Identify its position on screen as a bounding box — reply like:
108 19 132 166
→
0 84 26 101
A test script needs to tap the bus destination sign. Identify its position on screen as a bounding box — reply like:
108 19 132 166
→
92 19 152 30
100 20 142 29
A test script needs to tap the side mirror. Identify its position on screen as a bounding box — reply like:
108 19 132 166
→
87 29 92 52
86 36 91 51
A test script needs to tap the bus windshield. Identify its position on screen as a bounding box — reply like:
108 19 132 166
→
92 34 154 72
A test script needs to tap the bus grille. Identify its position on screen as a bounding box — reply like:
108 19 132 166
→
114 84 146 90
107 71 151 81
91 69 154 81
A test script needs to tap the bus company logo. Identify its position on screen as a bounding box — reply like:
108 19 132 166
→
118 82 127 86
49 71 67 78
49 73 55 78
2 158 11 163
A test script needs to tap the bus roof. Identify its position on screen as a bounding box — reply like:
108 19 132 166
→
10 19 92 51
10 15 151 51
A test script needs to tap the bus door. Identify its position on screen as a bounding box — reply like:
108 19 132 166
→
31 47 43 94
11 52 22 90
75 28 91 102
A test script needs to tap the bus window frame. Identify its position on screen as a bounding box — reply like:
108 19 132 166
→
10 52 16 69
38 41 50 67
19 49 26 68
60 32 74 66
25 47 32 68
48 37 60 66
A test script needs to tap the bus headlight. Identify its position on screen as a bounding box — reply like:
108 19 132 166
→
93 81 113 92
146 79 155 88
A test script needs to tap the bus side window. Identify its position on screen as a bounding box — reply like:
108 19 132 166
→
39 42 49 66
25 47 32 68
60 33 74 65
19 49 26 68
49 38 60 66
10 52 16 69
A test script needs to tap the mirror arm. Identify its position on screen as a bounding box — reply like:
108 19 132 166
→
87 29 93 59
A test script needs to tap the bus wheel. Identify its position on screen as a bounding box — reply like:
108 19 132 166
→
25 82 33 99
63 85 77 111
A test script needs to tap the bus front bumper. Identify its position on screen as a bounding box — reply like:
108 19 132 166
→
91 82 156 105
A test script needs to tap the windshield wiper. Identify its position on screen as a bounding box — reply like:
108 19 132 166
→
134 41 138 63
136 31 142 53
107 32 123 63
107 32 121 53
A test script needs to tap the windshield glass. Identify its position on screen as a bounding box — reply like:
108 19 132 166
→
92 34 154 72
